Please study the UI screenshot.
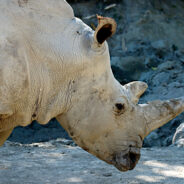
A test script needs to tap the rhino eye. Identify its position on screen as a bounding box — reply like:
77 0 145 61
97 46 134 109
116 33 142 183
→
115 103 124 111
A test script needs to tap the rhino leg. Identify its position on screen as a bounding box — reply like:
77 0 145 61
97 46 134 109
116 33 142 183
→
0 128 13 146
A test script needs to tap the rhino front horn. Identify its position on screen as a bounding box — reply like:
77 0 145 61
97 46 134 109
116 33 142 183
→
140 97 184 137
93 15 117 47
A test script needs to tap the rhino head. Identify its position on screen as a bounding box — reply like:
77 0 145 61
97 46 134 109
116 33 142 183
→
55 15 184 171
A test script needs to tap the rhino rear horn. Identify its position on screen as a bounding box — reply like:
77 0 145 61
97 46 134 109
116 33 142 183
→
93 15 117 46
124 81 148 104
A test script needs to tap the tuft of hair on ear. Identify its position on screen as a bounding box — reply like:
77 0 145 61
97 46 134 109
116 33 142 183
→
94 15 117 45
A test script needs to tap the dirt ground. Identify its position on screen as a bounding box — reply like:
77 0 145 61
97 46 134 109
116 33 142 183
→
0 140 183 184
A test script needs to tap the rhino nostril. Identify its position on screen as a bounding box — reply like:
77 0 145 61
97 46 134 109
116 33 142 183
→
129 152 137 163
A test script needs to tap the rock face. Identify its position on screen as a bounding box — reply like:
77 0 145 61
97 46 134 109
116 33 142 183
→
172 123 184 147
8 0 184 146
8 119 71 144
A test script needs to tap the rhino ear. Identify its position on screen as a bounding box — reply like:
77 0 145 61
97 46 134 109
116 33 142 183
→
124 81 148 104
93 15 117 47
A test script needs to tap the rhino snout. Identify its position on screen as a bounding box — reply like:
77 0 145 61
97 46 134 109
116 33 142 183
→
112 149 140 171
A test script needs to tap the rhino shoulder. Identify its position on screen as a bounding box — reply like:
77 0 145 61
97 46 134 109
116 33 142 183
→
17 0 74 18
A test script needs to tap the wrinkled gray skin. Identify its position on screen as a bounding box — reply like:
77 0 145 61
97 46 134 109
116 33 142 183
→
0 0 184 171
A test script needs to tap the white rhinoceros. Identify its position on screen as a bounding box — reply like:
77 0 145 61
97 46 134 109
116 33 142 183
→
0 0 184 171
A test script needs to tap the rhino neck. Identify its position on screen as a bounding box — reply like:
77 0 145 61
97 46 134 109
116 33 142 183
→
28 58 76 125
20 21 83 124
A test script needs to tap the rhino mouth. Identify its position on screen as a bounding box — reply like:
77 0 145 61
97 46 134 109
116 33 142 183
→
110 148 141 172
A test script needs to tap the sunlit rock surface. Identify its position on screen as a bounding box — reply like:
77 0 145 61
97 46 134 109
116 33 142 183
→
173 123 184 147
